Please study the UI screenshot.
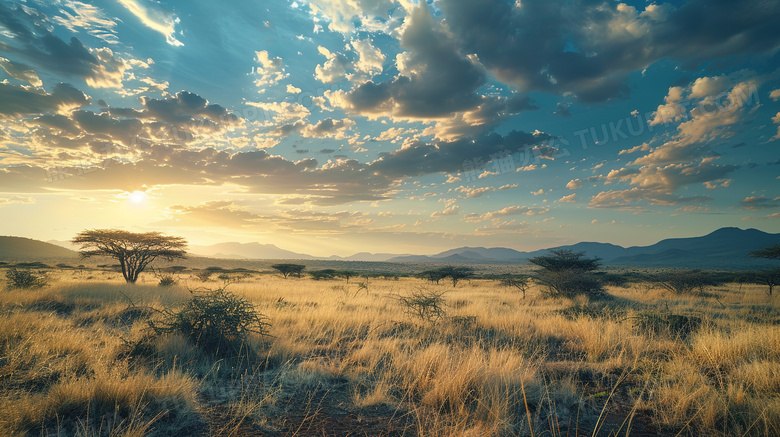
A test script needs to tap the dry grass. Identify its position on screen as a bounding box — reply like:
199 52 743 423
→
0 268 779 436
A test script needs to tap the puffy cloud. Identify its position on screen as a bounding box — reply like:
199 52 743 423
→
306 0 401 34
438 0 780 102
589 188 712 209
464 205 548 222
254 50 288 89
430 205 460 218
337 4 485 119
314 46 351 84
566 179 582 190
770 89 780 101
350 39 385 76
0 82 89 116
558 193 577 203
457 186 493 198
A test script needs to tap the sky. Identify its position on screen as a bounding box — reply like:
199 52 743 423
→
0 0 779 257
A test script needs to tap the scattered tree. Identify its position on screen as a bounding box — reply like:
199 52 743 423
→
749 244 780 261
270 263 305 279
649 270 722 295
339 270 359 283
498 274 531 299
310 269 338 280
72 229 187 284
418 266 474 287
420 269 448 284
529 249 604 298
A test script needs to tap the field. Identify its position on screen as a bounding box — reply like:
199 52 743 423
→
1 264 779 436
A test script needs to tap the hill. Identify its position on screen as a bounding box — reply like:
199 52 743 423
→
0 236 79 260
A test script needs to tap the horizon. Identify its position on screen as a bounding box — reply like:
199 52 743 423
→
8 225 774 259
1 1 779 257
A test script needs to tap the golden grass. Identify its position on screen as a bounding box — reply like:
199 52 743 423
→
1 269 779 436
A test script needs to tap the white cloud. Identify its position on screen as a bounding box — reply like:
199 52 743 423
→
254 51 288 90
566 178 582 190
558 193 577 202
116 0 183 46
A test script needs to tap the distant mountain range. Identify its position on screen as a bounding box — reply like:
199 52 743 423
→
7 227 780 269
0 236 78 259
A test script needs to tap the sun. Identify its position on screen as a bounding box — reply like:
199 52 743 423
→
128 190 148 204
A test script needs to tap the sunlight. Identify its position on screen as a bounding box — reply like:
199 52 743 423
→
128 190 148 205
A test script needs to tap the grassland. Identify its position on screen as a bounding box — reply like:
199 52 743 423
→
1 265 779 436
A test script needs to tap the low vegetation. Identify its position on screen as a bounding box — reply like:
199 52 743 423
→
1 261 779 436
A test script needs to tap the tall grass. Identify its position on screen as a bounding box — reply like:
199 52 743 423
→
1 269 778 435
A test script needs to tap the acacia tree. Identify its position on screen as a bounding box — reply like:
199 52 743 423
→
72 229 187 283
749 244 780 261
271 263 305 279
529 249 603 298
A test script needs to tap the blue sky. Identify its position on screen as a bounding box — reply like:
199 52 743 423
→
0 0 779 256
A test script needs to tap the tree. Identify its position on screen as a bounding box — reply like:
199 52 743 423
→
529 249 604 298
749 244 780 261
446 266 474 287
498 274 531 299
271 263 305 279
420 269 448 284
72 229 187 283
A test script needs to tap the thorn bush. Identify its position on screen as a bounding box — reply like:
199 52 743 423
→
149 286 270 357
5 268 47 289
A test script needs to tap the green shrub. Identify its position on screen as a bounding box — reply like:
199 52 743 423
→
150 287 270 356
5 268 46 289
649 270 723 295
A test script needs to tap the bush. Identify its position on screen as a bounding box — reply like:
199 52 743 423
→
5 268 46 289
310 269 338 280
396 288 447 324
158 275 177 287
650 270 723 295
150 286 270 356
535 269 604 298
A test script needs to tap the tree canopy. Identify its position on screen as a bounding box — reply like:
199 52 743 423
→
528 249 601 272
270 263 305 278
72 229 187 283
749 244 780 261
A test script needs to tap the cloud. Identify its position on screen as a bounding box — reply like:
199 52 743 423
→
0 82 89 116
254 51 288 90
51 0 119 44
770 89 780 101
314 46 351 84
456 186 493 198
116 0 183 46
430 205 460 218
558 193 577 203
0 5 129 87
589 188 712 209
0 57 42 87
566 179 582 190
741 196 780 210
336 4 485 119
306 0 401 34
0 195 34 206
350 39 385 76
464 205 549 222
438 0 780 102
370 130 552 178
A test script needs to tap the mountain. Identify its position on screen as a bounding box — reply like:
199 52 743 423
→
328 252 414 262
189 242 315 260
387 228 780 269
432 246 526 260
0 236 79 259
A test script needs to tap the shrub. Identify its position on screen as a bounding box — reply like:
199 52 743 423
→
498 274 531 298
310 269 338 280
650 270 723 295
194 270 213 282
5 268 46 289
158 275 177 287
633 312 702 339
149 286 270 357
396 288 447 324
